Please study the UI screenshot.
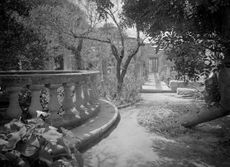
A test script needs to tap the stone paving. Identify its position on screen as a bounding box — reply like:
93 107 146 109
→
141 73 172 93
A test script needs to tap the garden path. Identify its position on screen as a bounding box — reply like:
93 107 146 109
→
83 104 158 167
141 73 172 93
83 92 230 167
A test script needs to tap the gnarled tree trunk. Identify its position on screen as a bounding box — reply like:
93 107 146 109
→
181 6 230 128
182 66 230 128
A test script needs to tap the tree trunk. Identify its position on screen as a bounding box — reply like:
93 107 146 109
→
181 7 230 128
181 104 229 128
182 54 230 128
101 58 108 97
74 39 84 70
116 59 123 98
117 77 123 99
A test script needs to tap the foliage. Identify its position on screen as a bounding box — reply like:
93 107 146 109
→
92 0 114 20
166 41 205 81
97 70 117 100
1 0 145 99
0 0 91 70
159 66 177 86
122 0 230 86
81 20 146 103
97 63 145 105
87 0 144 97
123 0 229 35
121 68 144 104
23 0 89 70
122 0 230 60
0 117 82 167
0 0 48 71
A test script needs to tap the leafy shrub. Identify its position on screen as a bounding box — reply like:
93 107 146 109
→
165 42 204 82
159 66 177 86
0 116 83 167
97 71 117 101
121 72 144 104
97 67 145 105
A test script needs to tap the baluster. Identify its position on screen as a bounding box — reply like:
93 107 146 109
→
74 82 82 109
89 75 99 105
62 83 79 116
87 84 93 104
74 82 86 114
47 84 60 113
80 81 86 106
83 79 90 106
6 86 22 118
81 80 90 114
28 84 43 117
87 76 95 104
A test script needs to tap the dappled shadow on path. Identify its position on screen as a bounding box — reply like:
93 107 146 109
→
138 93 230 167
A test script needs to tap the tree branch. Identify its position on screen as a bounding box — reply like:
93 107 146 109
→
120 28 143 79
121 43 141 79
110 42 120 61
104 8 125 58
69 31 111 44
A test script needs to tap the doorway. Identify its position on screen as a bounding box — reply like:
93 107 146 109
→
149 58 158 73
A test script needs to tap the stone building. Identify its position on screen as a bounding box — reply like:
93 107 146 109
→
138 43 176 82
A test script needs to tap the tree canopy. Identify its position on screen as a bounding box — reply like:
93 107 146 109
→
0 0 91 70
122 0 230 63
0 0 47 70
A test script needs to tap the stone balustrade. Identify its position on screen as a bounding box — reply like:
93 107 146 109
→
0 70 100 127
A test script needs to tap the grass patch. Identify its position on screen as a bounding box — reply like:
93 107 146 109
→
137 102 202 138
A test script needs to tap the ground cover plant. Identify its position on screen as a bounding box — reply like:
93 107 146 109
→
0 114 83 167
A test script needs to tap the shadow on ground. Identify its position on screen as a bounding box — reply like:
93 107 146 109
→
83 93 230 167
138 93 230 167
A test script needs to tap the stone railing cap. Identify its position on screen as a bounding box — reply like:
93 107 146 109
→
0 70 99 86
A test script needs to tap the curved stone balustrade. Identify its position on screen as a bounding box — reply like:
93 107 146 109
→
0 70 100 128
